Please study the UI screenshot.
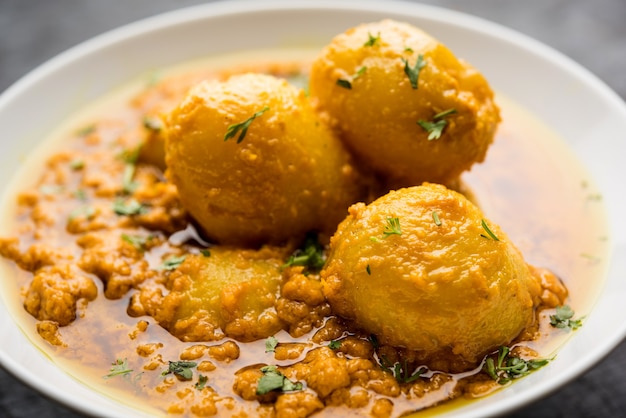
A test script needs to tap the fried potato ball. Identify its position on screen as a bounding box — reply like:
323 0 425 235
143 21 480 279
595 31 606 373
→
153 247 287 342
165 73 364 247
321 183 542 366
309 20 500 186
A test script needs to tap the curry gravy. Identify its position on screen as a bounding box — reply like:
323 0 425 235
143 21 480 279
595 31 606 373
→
0 49 609 417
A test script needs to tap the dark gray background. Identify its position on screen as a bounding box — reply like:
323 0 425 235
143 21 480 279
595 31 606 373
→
1 0 625 417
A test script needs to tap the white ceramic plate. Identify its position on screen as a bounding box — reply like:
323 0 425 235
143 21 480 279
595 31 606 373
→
1 1 625 417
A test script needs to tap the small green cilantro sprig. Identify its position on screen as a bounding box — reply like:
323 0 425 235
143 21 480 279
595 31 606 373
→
282 233 325 273
402 54 426 89
265 336 278 353
484 346 549 385
417 108 457 140
336 66 367 90
224 107 269 143
371 217 402 242
162 361 197 381
379 356 427 384
549 305 583 331
103 358 133 379
256 365 303 395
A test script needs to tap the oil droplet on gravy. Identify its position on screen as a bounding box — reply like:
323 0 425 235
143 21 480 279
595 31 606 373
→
0 48 610 416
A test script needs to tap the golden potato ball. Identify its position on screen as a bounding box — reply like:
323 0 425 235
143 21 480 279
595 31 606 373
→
321 183 542 366
309 20 500 186
154 247 287 342
165 73 365 247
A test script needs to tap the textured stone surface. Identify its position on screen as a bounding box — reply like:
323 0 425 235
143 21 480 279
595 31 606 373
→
1 0 625 416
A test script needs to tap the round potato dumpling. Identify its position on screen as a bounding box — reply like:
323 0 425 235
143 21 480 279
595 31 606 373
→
165 73 364 247
152 247 287 342
309 20 500 186
321 183 542 366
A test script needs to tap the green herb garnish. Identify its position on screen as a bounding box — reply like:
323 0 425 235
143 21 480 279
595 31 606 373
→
119 146 141 194
480 219 500 241
265 336 278 353
417 108 457 140
224 107 269 144
195 374 208 390
549 305 583 331
336 66 367 89
282 233 325 272
256 365 303 395
328 340 342 350
68 205 95 221
158 255 186 271
113 198 147 216
432 211 442 226
379 356 427 384
483 346 549 385
364 32 381 47
103 358 133 379
121 234 152 251
402 54 426 89
200 249 211 257
383 217 402 238
366 264 371 275
162 361 197 381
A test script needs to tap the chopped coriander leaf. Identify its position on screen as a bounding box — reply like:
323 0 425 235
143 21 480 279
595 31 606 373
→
118 146 141 194
379 356 426 384
68 205 95 221
417 108 456 140
480 219 500 241
122 163 139 194
364 31 381 47
282 233 325 272
432 211 442 226
404 46 414 53
103 358 133 379
143 116 163 132
162 361 197 381
69 159 85 170
549 305 583 330
119 146 141 165
483 346 549 385
402 54 426 89
256 365 303 395
336 67 367 90
121 234 151 251
328 340 342 350
200 249 211 257
433 108 457 120
336 78 352 89
224 106 269 144
417 119 446 140
195 374 208 390
158 255 186 271
382 217 402 238
265 336 278 353
113 198 147 216
366 264 371 275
